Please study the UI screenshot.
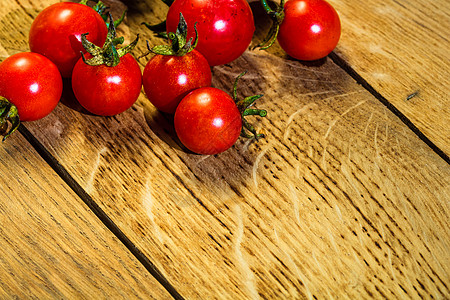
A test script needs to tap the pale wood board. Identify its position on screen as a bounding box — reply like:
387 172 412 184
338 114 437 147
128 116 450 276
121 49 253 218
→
0 133 171 299
1 0 449 299
328 0 450 155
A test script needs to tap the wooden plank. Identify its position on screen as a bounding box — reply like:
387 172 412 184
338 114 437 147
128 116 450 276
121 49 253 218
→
2 0 449 298
0 133 172 299
328 0 450 155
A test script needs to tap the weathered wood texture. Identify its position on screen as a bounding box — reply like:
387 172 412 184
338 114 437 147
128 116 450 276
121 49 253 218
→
0 134 171 299
329 0 450 155
1 0 449 299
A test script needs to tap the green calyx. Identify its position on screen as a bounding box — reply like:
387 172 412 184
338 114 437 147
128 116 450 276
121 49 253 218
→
255 0 286 50
80 0 127 29
233 72 267 140
0 96 20 141
81 13 139 67
142 13 198 57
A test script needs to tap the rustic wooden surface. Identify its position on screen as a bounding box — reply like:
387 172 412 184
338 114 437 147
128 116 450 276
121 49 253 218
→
0 133 171 298
1 0 449 299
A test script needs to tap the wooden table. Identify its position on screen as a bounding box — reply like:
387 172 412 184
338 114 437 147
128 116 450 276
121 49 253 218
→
1 0 449 298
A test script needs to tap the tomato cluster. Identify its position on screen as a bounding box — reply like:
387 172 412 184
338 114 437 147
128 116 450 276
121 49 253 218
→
0 0 341 155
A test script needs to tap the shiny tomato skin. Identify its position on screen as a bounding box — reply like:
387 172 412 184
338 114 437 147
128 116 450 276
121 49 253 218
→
143 50 211 114
174 87 242 155
71 54 142 116
0 52 62 121
278 0 341 61
29 2 108 77
166 0 255 66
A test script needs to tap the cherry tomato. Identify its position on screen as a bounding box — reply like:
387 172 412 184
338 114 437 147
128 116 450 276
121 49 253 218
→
29 2 108 77
174 87 242 155
0 52 62 121
143 49 211 114
278 0 341 61
166 0 255 66
71 54 142 116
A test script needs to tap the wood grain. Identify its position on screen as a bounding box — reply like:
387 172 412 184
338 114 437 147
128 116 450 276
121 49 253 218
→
1 0 449 299
328 0 450 155
0 133 171 299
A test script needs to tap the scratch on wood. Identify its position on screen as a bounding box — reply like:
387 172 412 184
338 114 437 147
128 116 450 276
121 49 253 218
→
364 112 374 135
334 204 343 223
357 224 364 247
352 249 364 268
242 138 254 152
284 103 318 141
233 204 258 300
324 97 368 139
374 123 380 160
347 138 353 161
383 109 390 143
395 136 401 152
85 147 108 194
388 249 397 281
321 142 328 171
252 144 272 189
142 179 164 244
312 251 326 276
379 220 386 241
290 184 301 225
328 229 340 254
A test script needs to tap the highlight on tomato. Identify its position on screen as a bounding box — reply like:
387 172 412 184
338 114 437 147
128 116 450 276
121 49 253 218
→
174 72 267 155
0 52 63 140
71 14 142 116
142 13 212 114
257 0 341 61
166 0 255 66
29 1 108 77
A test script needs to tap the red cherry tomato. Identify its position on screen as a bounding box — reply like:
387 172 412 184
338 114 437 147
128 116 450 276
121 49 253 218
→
0 52 62 121
174 87 242 155
71 54 142 116
143 49 211 114
29 2 108 77
278 0 341 61
166 0 255 66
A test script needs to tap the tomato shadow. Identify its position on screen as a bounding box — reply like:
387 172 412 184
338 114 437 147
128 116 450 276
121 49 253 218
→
59 78 96 116
142 98 262 206
142 105 191 152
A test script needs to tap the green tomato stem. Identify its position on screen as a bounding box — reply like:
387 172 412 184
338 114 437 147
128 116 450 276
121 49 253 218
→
0 96 20 141
256 0 286 50
232 72 267 140
260 0 275 14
